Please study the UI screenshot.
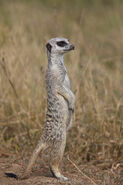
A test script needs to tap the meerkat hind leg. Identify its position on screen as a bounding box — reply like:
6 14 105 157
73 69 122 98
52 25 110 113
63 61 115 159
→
21 141 47 179
50 140 69 181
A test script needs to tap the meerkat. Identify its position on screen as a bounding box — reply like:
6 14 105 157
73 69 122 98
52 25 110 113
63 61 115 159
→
5 37 75 181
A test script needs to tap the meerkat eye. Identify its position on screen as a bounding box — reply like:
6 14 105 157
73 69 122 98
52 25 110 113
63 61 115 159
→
57 41 67 47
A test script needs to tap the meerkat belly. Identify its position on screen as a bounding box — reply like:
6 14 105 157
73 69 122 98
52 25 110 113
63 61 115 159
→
47 96 69 126
44 95 69 142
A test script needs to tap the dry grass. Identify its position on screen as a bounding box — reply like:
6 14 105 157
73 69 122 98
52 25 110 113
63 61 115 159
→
0 0 123 169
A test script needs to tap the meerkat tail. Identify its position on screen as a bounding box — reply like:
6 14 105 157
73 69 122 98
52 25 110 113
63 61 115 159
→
5 172 18 179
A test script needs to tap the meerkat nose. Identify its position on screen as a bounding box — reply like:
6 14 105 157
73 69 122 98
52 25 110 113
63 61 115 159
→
70 44 75 50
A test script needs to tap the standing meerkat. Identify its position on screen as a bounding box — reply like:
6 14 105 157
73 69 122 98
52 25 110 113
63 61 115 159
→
5 37 75 181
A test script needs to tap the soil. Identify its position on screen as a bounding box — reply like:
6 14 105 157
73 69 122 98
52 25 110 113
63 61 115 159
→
0 154 122 185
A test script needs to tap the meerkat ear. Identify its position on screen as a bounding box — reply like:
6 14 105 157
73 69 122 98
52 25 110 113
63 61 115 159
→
46 43 52 53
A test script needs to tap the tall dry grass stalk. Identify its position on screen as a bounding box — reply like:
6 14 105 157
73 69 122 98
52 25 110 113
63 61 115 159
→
0 0 122 166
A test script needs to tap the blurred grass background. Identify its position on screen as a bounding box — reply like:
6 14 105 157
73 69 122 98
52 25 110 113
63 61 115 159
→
0 0 123 167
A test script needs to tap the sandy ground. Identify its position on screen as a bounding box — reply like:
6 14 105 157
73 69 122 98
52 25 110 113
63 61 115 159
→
0 154 122 185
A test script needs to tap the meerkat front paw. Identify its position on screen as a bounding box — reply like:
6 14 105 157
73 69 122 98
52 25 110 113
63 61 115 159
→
69 107 74 113
69 92 75 111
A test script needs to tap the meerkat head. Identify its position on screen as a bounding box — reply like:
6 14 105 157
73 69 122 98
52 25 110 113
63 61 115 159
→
46 37 74 55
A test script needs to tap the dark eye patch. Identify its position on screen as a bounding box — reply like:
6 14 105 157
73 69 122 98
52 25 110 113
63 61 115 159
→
57 41 67 47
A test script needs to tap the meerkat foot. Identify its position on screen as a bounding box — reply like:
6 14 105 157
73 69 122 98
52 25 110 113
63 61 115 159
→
50 166 69 181
57 175 69 182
